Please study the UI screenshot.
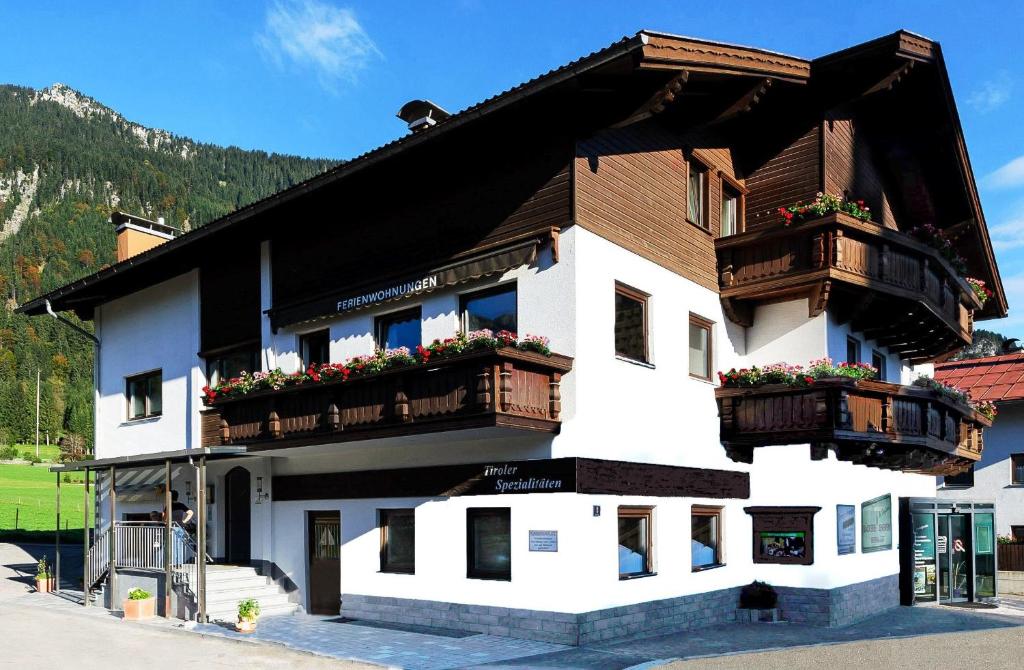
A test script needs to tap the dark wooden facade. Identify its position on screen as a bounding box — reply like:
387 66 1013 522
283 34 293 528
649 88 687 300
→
716 378 990 476
201 349 573 449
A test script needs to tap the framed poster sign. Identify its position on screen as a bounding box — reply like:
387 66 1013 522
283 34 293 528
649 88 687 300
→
861 494 892 553
837 505 856 555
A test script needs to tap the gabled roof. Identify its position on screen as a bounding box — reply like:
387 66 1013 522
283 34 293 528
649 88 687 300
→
934 353 1024 403
15 29 1005 322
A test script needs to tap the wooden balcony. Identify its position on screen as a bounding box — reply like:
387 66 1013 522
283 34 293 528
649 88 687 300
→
715 378 990 476
200 349 573 450
716 213 981 364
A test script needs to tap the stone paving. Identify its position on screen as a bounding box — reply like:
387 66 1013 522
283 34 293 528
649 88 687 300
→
194 616 569 670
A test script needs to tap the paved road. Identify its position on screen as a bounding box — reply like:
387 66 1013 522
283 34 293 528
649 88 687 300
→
0 543 375 669
661 627 1024 669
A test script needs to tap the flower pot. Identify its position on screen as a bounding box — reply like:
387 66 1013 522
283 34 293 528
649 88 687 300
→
35 577 50 593
235 618 257 633
123 596 156 621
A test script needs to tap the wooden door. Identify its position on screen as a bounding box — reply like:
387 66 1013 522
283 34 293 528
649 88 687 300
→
224 467 251 564
308 511 341 615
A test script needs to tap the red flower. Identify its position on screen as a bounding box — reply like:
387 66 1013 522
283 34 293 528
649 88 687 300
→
804 376 814 384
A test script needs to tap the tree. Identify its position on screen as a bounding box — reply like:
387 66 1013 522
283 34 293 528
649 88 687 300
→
950 329 1022 361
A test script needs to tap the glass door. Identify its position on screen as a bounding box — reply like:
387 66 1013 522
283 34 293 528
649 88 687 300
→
939 514 970 602
912 513 937 603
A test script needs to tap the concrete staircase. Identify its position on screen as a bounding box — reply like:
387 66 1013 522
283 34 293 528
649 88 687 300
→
204 564 300 623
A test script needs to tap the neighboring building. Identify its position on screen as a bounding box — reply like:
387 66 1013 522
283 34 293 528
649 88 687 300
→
935 353 1024 539
20 30 1007 643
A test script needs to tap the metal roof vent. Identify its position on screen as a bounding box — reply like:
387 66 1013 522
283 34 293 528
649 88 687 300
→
397 99 451 133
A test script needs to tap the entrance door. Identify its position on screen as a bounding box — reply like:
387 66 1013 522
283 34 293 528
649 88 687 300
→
224 467 251 564
938 514 970 602
308 511 341 615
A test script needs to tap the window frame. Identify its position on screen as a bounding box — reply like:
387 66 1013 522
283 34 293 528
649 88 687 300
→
614 282 650 364
125 369 162 421
378 508 416 575
617 505 655 580
688 313 714 381
943 464 975 489
719 176 745 237
871 350 887 381
374 307 422 352
691 505 724 571
1012 525 1024 542
846 336 862 365
466 507 512 581
204 345 259 387
298 329 331 369
459 283 518 335
1012 454 1024 486
686 157 710 231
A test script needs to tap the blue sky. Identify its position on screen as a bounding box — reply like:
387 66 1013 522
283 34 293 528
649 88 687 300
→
1 1 1022 338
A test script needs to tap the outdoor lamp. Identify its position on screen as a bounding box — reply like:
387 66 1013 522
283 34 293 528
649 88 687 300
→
255 476 270 504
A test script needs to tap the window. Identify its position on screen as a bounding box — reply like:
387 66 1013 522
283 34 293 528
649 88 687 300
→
376 308 421 352
299 329 330 368
379 509 415 574
871 350 886 381
618 506 654 578
692 506 723 570
846 337 861 365
720 184 742 236
206 348 259 387
1012 526 1024 542
614 283 648 363
461 285 517 334
467 508 511 580
126 370 162 420
943 465 974 488
689 314 713 380
1012 454 1024 486
687 161 708 230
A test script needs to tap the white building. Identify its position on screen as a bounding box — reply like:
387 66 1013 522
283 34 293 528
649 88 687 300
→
23 30 1006 644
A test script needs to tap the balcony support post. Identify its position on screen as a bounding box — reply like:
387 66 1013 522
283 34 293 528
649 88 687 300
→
197 456 207 623
219 418 230 445
549 372 562 420
395 378 411 423
164 459 172 619
327 403 341 431
269 411 282 439
83 466 90 608
476 365 494 409
107 465 116 610
499 362 513 413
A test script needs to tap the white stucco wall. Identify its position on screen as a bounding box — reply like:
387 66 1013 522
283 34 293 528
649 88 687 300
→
938 402 1024 535
94 271 201 458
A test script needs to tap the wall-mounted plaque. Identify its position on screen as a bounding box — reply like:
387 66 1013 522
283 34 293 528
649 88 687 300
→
837 504 856 555
744 506 821 565
861 494 892 553
528 530 558 552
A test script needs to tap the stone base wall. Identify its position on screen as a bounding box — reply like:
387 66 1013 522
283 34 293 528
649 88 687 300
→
342 574 899 646
776 574 899 627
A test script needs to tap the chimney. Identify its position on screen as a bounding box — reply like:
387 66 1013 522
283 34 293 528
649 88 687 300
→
111 211 177 262
396 99 451 133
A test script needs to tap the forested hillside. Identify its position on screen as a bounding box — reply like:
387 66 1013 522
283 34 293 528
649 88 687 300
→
0 83 337 453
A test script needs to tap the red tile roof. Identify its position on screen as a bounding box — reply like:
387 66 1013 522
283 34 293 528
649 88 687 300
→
934 353 1024 402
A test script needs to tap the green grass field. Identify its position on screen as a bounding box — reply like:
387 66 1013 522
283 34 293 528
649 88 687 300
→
0 463 93 541
3 442 62 462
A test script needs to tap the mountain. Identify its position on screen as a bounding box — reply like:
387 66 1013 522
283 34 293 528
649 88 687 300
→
0 83 339 453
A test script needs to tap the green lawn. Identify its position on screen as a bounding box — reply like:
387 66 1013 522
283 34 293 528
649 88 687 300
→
3 442 63 462
0 463 93 541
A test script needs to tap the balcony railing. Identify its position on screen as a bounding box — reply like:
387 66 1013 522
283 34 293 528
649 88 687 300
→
715 378 990 475
201 348 573 449
716 213 981 363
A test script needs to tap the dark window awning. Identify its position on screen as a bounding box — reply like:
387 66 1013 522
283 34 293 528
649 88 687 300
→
268 238 541 330
50 446 248 472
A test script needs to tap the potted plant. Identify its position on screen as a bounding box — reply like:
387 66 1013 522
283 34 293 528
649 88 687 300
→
123 587 156 621
236 598 261 633
35 556 51 593
737 580 781 622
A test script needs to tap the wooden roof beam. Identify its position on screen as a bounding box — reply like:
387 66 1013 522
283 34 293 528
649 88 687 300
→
862 60 915 96
708 78 773 124
612 70 689 128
